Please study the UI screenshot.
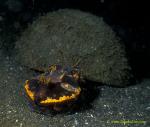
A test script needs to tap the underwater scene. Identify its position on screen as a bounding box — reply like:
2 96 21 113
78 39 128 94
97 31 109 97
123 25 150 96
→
0 0 150 127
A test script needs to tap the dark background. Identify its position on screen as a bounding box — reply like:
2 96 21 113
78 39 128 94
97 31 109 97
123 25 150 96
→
0 0 150 80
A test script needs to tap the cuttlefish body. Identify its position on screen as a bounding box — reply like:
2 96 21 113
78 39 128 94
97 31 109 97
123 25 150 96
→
24 65 81 111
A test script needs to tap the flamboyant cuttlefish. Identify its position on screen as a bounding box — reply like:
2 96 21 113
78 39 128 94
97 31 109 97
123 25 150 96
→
24 64 82 112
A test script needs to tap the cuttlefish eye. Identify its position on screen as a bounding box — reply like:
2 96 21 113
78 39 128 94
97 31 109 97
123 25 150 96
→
60 75 79 91
60 83 78 92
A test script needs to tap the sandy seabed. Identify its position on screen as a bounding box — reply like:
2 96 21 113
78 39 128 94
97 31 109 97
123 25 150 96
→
0 52 149 127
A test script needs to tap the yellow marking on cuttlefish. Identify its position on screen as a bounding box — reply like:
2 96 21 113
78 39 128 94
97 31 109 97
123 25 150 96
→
38 74 52 84
49 65 57 72
40 87 81 104
39 74 46 83
24 80 34 100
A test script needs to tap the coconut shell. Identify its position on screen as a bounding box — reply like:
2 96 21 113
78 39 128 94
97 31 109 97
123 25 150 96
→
15 9 132 86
